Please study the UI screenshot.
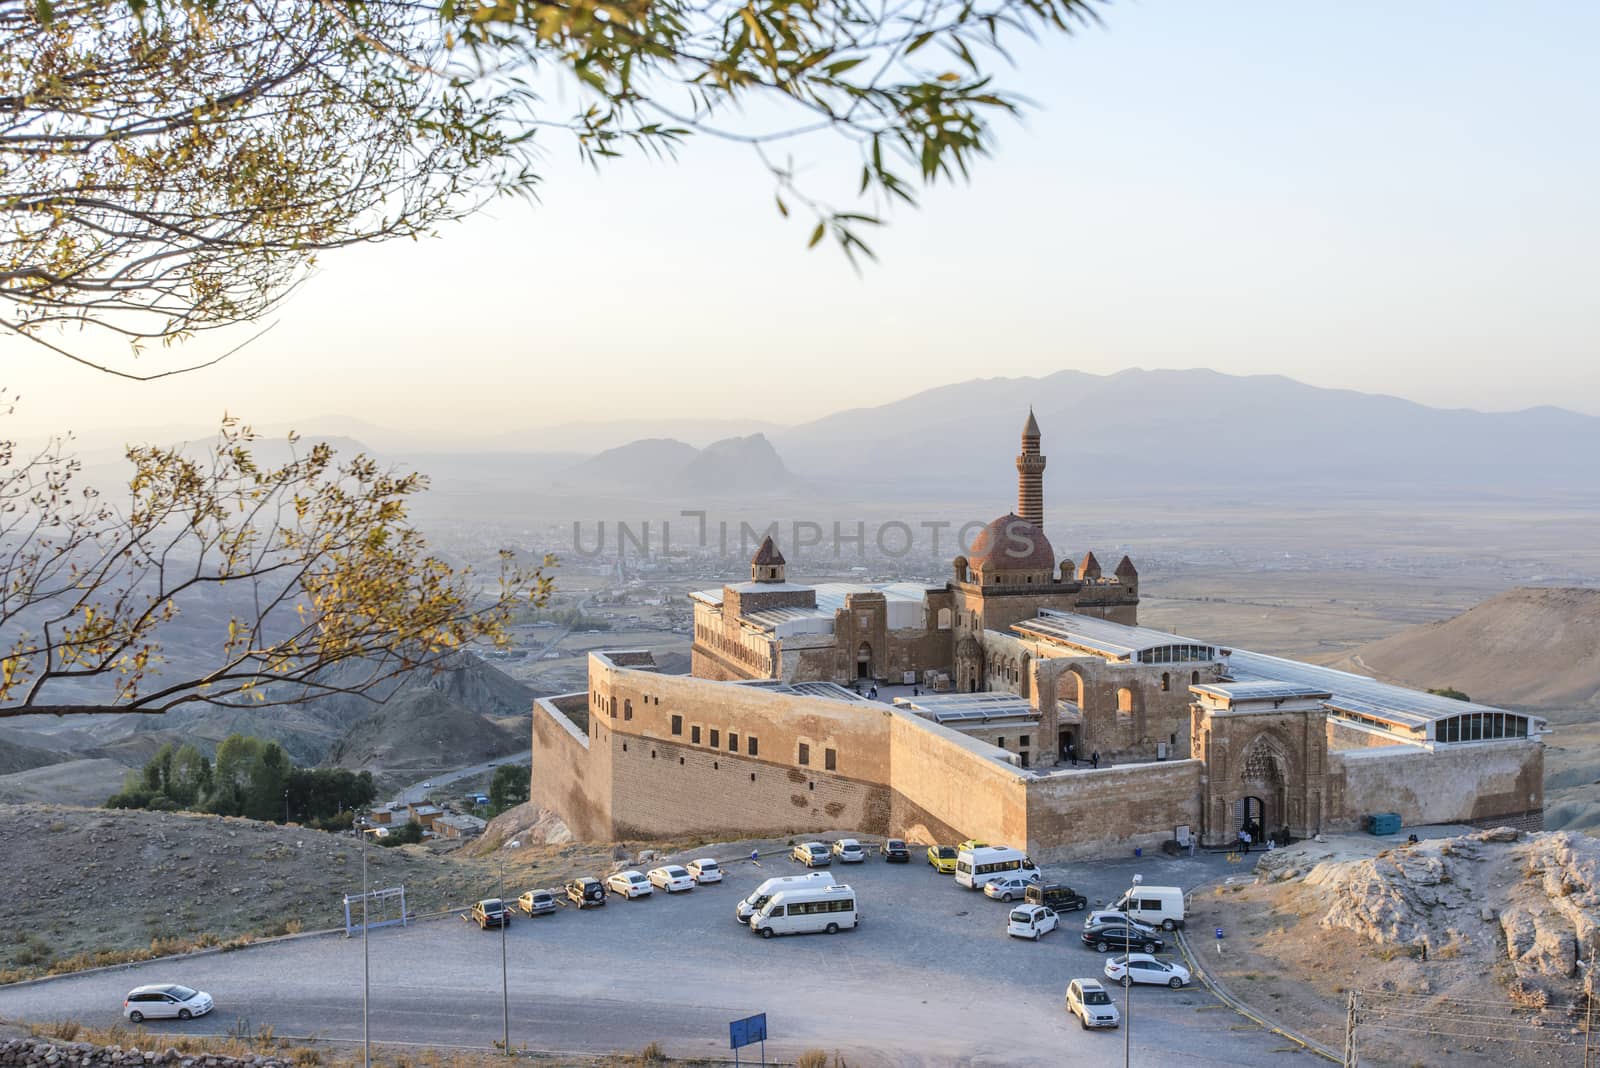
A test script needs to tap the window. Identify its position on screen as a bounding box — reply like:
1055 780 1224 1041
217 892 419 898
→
691 725 701 744
798 743 810 766
998 737 1006 749
710 729 721 748
1161 673 1170 692
748 736 759 757
728 732 739 752
1117 687 1135 715
1020 735 1031 748
624 699 632 720
825 748 837 771
670 715 682 736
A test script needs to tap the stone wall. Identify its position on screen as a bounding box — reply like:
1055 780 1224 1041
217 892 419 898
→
531 694 611 840
1330 739 1544 829
1024 760 1203 861
0 1039 293 1068
886 711 1029 847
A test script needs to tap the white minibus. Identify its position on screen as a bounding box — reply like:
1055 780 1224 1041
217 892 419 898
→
955 846 1041 890
750 882 858 938
735 871 834 923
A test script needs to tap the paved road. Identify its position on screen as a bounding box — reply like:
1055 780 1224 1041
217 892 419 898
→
0 845 1302 1066
392 752 530 808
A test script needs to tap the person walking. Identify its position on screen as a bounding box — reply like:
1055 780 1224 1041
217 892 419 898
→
1090 750 1100 769
1239 828 1252 853
1067 744 1077 767
1187 835 1196 858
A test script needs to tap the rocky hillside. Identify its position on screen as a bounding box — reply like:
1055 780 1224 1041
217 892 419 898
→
326 687 524 773
1336 586 1600 710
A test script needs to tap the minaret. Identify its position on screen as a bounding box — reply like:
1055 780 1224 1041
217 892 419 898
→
1015 408 1046 528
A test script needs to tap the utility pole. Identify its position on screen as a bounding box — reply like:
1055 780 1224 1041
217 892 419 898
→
1123 925 1133 1068
501 839 521 1056
1343 990 1357 1068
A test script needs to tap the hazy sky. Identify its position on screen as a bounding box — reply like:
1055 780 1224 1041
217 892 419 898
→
5 0 1598 440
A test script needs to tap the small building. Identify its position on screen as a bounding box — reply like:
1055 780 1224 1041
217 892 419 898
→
407 803 444 831
437 814 487 839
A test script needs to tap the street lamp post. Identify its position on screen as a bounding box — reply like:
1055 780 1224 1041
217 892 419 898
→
500 839 521 1057
355 816 370 1068
1123 923 1133 1068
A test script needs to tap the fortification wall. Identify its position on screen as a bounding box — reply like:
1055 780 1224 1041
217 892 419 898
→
1330 739 1544 829
1024 760 1202 861
886 710 1029 847
531 694 612 840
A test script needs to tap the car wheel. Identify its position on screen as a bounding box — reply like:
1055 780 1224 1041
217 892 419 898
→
1031 930 1041 942
1079 1018 1088 1030
1143 942 1157 954
1121 976 1131 988
178 1009 191 1021
1001 892 1012 902
826 923 839 935
761 928 774 939
1095 941 1108 953
1169 977 1184 989
128 1012 143 1024
1163 918 1176 931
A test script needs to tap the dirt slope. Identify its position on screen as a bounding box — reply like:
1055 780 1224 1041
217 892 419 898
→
326 688 524 773
0 804 617 981
1335 586 1600 709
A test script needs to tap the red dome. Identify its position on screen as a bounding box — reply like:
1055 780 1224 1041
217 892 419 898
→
966 514 1056 573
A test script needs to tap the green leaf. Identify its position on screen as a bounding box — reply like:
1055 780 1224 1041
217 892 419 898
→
808 222 825 248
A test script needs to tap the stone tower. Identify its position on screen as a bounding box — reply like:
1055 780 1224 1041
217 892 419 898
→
1016 408 1046 528
751 535 786 583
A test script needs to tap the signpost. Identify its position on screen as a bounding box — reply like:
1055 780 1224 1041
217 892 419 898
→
729 1013 767 1067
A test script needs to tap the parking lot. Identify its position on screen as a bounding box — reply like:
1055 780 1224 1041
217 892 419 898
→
0 842 1305 1066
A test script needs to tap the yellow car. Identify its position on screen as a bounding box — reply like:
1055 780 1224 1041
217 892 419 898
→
957 839 989 854
927 845 958 873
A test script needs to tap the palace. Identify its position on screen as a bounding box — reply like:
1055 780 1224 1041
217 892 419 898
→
532 412 1545 858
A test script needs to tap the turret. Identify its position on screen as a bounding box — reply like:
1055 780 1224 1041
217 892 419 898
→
751 536 786 583
1078 551 1102 582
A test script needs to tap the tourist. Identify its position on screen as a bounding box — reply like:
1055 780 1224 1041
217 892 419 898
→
1239 828 1252 853
1090 750 1100 769
1187 836 1196 858
1067 744 1077 766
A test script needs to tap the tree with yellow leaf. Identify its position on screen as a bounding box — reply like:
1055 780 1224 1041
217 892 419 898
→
0 400 553 718
1 0 1101 375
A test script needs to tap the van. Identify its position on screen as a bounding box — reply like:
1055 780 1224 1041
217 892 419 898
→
751 883 858 938
955 846 1040 890
1111 884 1186 930
1027 883 1087 913
735 871 834 923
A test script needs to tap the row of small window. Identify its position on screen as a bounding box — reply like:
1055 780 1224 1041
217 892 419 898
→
996 736 1031 750
1137 645 1214 665
669 715 760 757
773 899 854 916
1436 712 1528 743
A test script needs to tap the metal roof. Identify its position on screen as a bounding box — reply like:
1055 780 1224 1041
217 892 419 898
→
893 691 1039 725
1013 610 1216 661
731 680 868 703
1190 681 1333 703
1223 649 1519 730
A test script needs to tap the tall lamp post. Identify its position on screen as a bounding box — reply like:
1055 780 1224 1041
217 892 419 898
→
1123 922 1133 1068
500 839 521 1057
355 816 371 1068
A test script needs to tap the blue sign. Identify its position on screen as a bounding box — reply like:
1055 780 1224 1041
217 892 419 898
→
729 1013 767 1049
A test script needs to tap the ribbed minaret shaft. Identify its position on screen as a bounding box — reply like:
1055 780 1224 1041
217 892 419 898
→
1016 408 1046 528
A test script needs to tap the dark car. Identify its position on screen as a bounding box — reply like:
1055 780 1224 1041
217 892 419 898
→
1027 882 1087 912
567 877 606 909
470 898 513 929
1082 923 1164 955
881 839 910 863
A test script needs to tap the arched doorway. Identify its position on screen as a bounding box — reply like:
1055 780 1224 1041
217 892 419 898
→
856 641 872 679
1237 737 1289 844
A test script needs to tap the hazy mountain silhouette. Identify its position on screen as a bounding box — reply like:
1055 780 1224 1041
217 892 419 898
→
774 369 1600 499
556 434 797 496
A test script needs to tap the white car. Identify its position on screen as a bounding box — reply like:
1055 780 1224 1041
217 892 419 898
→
1066 978 1121 1030
648 865 695 893
1104 953 1191 989
831 839 866 863
123 984 214 1022
1085 909 1156 932
1006 904 1059 941
984 875 1035 902
687 858 723 884
606 870 653 899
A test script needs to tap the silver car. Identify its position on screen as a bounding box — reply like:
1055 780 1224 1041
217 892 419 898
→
124 984 213 1022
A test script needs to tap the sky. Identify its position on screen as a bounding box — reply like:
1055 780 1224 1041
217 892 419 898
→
4 0 1599 441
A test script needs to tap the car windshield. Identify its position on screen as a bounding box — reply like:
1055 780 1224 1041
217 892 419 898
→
938 847 956 858
888 840 905 849
1010 910 1032 923
667 867 687 877
483 899 503 910
167 986 197 1000
700 862 718 870
1084 991 1112 1005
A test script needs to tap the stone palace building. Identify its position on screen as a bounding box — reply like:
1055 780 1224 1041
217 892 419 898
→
532 413 1545 858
